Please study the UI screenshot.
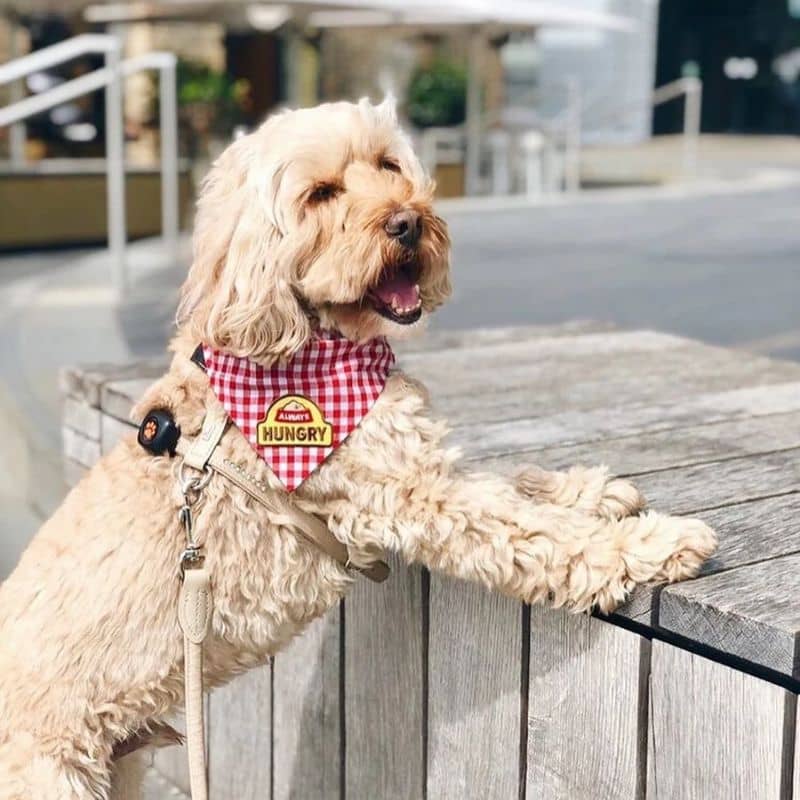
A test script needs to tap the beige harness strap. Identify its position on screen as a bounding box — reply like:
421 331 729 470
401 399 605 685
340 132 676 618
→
174 406 390 583
177 568 212 800
175 409 228 800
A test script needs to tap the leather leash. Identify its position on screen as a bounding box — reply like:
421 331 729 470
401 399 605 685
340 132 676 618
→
172 405 389 799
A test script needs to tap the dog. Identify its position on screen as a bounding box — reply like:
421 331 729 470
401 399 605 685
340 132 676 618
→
0 97 717 799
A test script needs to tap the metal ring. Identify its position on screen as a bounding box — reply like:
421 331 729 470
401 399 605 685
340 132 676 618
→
175 459 213 500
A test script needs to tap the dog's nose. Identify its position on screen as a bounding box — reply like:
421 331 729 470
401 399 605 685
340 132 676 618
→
384 210 421 247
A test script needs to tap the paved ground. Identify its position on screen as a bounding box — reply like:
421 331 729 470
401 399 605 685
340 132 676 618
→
1 170 799 576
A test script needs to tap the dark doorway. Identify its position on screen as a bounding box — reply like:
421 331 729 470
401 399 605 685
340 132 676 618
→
654 0 800 134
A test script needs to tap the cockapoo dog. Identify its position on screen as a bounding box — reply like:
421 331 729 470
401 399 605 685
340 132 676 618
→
0 98 716 799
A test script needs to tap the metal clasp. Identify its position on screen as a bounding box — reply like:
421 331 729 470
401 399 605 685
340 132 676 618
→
175 459 213 579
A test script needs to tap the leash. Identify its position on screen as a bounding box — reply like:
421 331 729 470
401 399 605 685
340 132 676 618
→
142 403 389 800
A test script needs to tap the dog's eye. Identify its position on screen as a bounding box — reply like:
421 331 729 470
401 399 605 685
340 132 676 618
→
308 183 341 203
379 158 401 174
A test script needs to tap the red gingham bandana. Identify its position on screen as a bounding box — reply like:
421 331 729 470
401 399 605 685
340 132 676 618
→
203 335 395 491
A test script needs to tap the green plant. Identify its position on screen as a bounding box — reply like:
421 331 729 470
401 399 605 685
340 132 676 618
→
176 60 251 126
407 59 468 129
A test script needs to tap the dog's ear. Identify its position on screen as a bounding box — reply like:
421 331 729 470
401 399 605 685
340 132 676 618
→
376 92 398 121
358 93 398 126
177 128 312 363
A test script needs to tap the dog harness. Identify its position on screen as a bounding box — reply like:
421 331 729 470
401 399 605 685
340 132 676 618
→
138 336 394 800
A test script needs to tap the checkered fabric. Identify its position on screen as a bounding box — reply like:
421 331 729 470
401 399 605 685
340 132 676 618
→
203 334 395 491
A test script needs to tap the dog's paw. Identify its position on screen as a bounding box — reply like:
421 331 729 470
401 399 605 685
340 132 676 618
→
652 517 718 584
516 465 646 521
573 514 717 615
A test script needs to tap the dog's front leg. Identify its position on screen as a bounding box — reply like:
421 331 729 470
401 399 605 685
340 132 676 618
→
514 464 646 521
319 376 715 612
327 469 715 614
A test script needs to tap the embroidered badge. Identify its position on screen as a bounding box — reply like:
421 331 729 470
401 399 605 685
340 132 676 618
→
257 395 333 447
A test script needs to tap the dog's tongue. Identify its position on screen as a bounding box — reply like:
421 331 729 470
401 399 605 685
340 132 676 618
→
372 273 420 310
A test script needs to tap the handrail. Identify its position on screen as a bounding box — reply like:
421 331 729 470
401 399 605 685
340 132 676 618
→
0 34 119 85
0 67 117 126
0 37 180 291
652 77 702 178
0 34 126 290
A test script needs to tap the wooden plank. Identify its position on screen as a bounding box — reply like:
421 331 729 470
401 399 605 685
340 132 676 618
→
345 557 425 800
208 664 272 799
395 320 615 354
452 381 800 461
527 608 647 800
675 491 800 578
101 414 135 454
658 552 800 677
476 409 800 478
61 425 101 468
102 377 159 423
426 338 800 428
616 492 800 626
58 359 166 407
647 641 789 799
273 608 341 800
428 577 520 800
62 395 101 440
635 449 800 516
403 329 684 375
617 489 800 629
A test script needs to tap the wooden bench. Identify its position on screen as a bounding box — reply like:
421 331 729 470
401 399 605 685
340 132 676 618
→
60 322 800 800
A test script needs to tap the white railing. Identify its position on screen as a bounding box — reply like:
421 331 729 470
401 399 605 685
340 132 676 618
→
652 76 702 179
423 76 702 199
0 34 179 292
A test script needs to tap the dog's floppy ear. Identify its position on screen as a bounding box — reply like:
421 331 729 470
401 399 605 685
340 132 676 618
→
178 127 311 364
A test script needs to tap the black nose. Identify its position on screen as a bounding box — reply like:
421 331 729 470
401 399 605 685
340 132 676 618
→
384 209 422 247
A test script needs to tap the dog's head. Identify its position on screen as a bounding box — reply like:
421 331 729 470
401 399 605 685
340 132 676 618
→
178 97 451 362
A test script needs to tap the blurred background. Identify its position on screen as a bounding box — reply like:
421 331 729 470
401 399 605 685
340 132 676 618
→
0 0 799 573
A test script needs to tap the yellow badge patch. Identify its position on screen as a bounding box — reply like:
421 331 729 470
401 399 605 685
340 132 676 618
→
257 395 333 447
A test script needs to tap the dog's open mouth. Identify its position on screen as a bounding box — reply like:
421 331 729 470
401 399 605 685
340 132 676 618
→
367 263 422 325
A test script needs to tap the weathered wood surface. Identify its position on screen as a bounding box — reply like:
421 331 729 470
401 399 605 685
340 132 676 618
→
273 609 341 800
647 641 791 800
450 380 800 460
659 552 800 677
208 666 272 798
527 607 648 800
427 578 520 800
411 333 800 427
344 556 425 800
59 358 166 408
61 323 800 799
479 409 800 477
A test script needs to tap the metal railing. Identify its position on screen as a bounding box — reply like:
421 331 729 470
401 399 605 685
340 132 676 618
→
651 76 702 179
0 34 179 292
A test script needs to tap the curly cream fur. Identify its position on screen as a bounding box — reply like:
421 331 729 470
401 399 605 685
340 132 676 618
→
0 99 716 799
